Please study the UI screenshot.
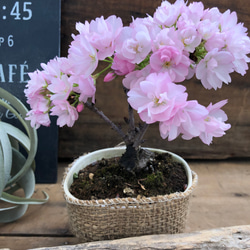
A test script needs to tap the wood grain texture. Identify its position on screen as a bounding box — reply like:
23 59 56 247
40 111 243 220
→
30 225 250 249
59 0 250 159
1 225 250 250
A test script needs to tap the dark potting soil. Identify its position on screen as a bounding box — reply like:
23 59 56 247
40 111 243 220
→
69 152 188 200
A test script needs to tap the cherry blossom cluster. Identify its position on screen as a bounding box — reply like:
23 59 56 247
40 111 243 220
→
25 0 250 145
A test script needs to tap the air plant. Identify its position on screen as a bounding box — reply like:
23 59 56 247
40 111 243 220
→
0 87 48 223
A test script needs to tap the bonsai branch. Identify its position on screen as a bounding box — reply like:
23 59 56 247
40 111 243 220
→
128 104 135 134
123 87 149 148
133 123 149 148
85 101 127 142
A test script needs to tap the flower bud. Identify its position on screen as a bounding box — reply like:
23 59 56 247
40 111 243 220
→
104 72 116 82
76 103 84 112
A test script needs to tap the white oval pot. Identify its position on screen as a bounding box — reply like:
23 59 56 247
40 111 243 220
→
63 147 198 242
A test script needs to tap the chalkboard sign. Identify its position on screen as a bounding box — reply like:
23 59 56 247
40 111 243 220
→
0 0 61 183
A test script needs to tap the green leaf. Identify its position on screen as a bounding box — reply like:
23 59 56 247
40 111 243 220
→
0 88 47 223
1 122 30 151
0 98 29 137
0 122 12 195
0 148 49 222
0 87 38 186
0 144 4 196
1 191 49 205
0 204 29 223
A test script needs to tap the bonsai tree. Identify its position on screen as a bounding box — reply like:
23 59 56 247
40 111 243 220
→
0 87 48 223
24 0 250 172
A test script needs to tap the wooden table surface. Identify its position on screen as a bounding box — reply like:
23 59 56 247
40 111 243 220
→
1 160 250 250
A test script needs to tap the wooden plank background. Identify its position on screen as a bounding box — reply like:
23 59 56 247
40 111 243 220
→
59 0 250 160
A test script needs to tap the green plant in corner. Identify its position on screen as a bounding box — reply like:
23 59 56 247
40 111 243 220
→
0 87 48 223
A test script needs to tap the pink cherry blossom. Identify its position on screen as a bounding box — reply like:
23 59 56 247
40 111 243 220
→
50 100 79 127
159 100 208 141
24 70 52 128
26 93 50 114
68 35 98 76
25 110 51 129
127 72 187 124
153 0 186 27
150 46 190 82
219 10 238 32
176 3 204 52
159 99 230 145
70 75 96 103
25 94 51 129
199 100 231 144
47 74 72 101
202 7 222 23
122 65 152 89
131 16 160 41
224 25 250 76
75 21 89 35
196 48 234 90
178 26 202 53
204 32 226 52
179 101 208 140
153 27 184 52
198 19 220 42
115 24 151 64
77 15 123 60
41 57 72 79
111 54 135 76
185 1 204 24
24 70 47 101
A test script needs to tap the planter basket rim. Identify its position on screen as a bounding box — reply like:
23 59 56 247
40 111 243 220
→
63 147 198 207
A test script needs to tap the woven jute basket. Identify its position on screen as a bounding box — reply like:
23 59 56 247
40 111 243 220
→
63 147 198 242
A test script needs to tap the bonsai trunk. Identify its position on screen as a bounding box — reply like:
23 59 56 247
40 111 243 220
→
119 144 155 172
85 100 154 172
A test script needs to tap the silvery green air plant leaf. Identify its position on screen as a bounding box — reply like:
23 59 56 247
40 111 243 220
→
0 87 49 223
